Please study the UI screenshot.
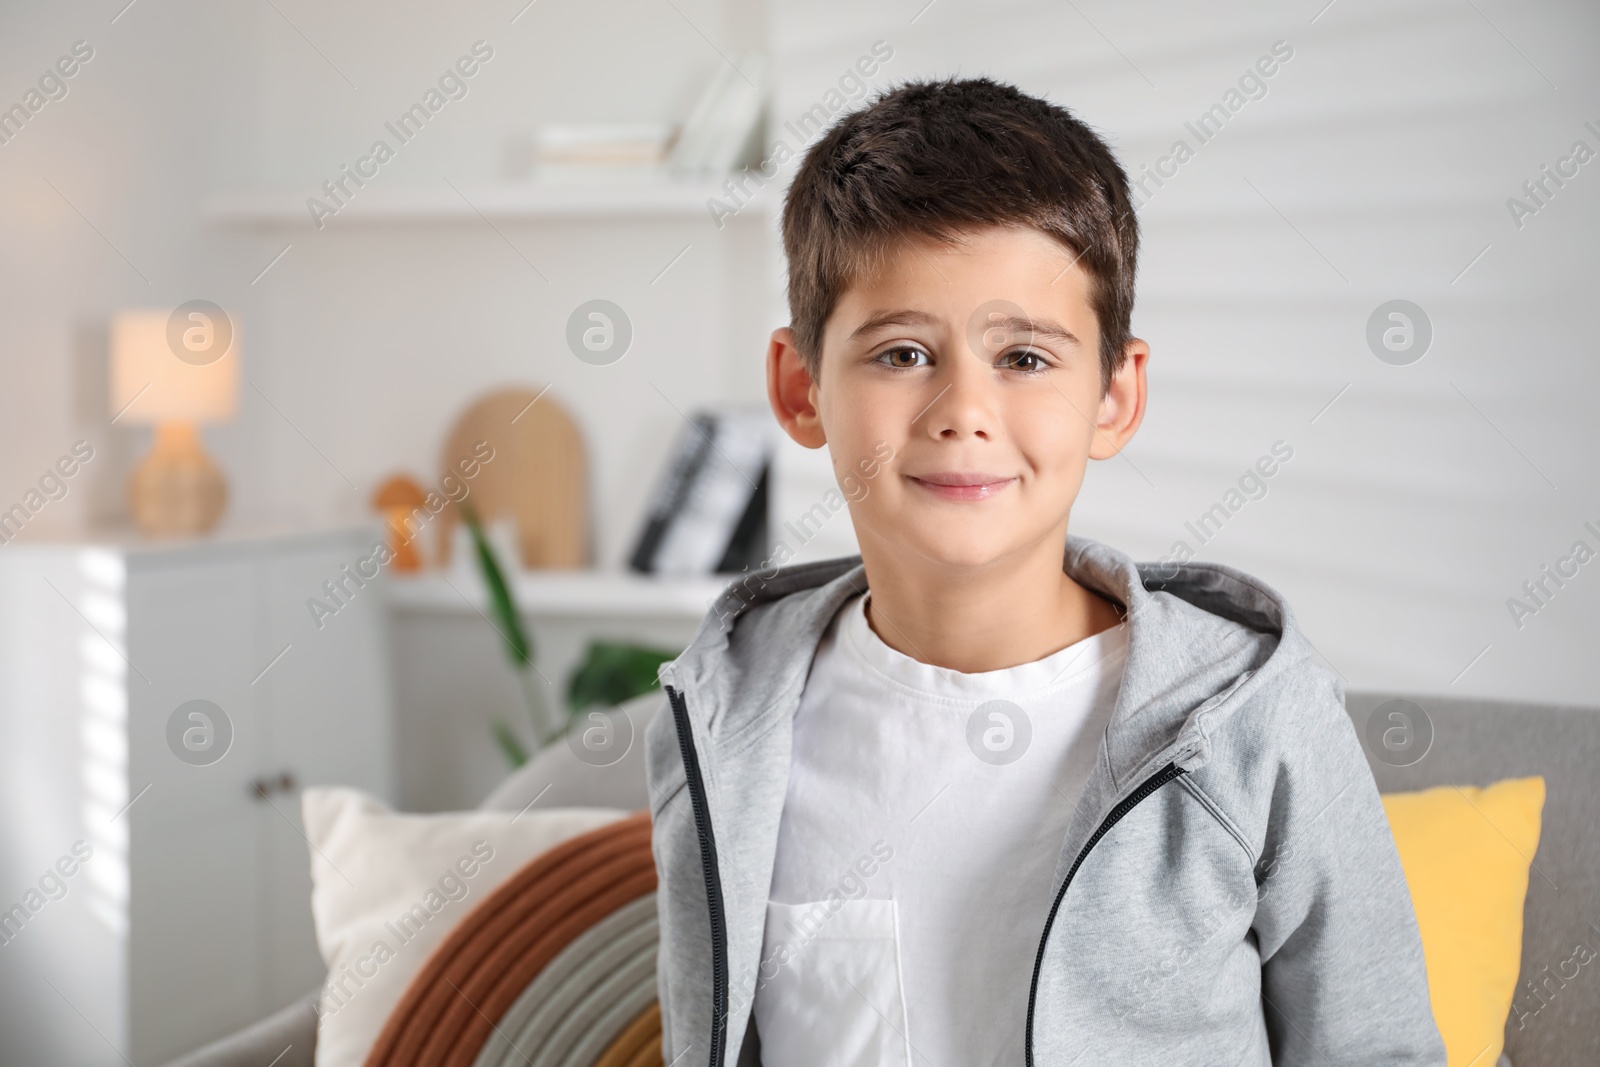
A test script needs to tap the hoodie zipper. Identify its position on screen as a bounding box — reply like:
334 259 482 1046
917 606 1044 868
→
1024 761 1186 1066
665 684 729 1067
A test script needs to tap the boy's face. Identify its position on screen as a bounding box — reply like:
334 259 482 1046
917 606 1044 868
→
768 224 1147 572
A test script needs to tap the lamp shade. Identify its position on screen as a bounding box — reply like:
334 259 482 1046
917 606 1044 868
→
110 308 239 425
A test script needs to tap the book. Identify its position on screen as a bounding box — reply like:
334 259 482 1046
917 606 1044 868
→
630 410 771 575
668 51 769 174
534 123 677 166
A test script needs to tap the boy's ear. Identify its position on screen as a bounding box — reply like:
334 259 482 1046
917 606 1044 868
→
767 326 827 448
1089 337 1149 460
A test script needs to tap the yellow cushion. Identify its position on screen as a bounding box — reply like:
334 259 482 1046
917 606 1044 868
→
1382 776 1545 1067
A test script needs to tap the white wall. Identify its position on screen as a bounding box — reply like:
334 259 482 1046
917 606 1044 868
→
0 1 261 538
1 0 776 574
771 0 1600 707
3 0 1596 732
219 0 779 570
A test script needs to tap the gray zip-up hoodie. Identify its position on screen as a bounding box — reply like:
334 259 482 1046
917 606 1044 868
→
644 536 1445 1065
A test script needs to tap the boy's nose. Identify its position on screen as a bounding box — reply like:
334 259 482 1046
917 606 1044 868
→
918 361 997 441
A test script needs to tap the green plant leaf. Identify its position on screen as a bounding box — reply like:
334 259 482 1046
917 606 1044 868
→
566 640 678 716
492 718 529 768
463 506 531 667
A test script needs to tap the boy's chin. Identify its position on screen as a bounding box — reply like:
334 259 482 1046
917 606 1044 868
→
871 527 1038 573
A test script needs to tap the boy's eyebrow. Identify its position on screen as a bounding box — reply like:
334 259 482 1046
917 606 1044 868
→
848 308 1080 347
982 314 1081 347
848 309 941 339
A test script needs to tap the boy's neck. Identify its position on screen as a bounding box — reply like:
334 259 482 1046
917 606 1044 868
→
855 529 1124 674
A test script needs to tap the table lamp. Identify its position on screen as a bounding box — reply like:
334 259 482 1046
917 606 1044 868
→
110 306 239 537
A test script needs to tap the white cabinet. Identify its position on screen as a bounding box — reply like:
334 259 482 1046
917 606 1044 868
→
0 527 395 1066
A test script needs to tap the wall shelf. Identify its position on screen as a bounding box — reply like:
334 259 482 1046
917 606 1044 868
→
204 177 776 226
387 567 730 620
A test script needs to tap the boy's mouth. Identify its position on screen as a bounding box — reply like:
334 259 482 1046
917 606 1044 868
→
907 471 1017 502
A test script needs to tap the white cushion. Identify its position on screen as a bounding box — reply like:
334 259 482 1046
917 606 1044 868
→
300 786 624 1067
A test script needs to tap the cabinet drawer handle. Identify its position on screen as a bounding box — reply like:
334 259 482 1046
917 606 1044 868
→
249 772 298 800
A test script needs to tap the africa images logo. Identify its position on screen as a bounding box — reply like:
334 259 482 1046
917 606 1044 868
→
966 700 1032 766
166 700 233 767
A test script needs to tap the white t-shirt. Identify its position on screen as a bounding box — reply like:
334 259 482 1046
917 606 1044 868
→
753 592 1129 1066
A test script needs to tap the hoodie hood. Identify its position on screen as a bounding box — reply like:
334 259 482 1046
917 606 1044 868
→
660 534 1319 792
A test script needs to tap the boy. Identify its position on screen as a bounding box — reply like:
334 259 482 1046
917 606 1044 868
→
645 78 1443 1066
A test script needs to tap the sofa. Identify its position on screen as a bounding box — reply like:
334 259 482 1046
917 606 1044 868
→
1346 692 1597 1067
164 690 1598 1067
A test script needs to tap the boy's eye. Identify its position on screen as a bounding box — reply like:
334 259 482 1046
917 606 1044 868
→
999 348 1049 372
875 345 930 369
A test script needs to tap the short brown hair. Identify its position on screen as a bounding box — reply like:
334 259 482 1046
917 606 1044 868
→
781 77 1139 389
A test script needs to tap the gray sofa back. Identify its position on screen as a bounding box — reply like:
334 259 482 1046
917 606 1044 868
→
1347 692 1599 1067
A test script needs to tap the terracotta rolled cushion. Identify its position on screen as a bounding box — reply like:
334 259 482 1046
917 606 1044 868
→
594 1002 663 1067
471 894 657 1067
364 811 655 1067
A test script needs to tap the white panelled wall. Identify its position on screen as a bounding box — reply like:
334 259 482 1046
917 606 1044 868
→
1 0 1594 710
768 0 1599 705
